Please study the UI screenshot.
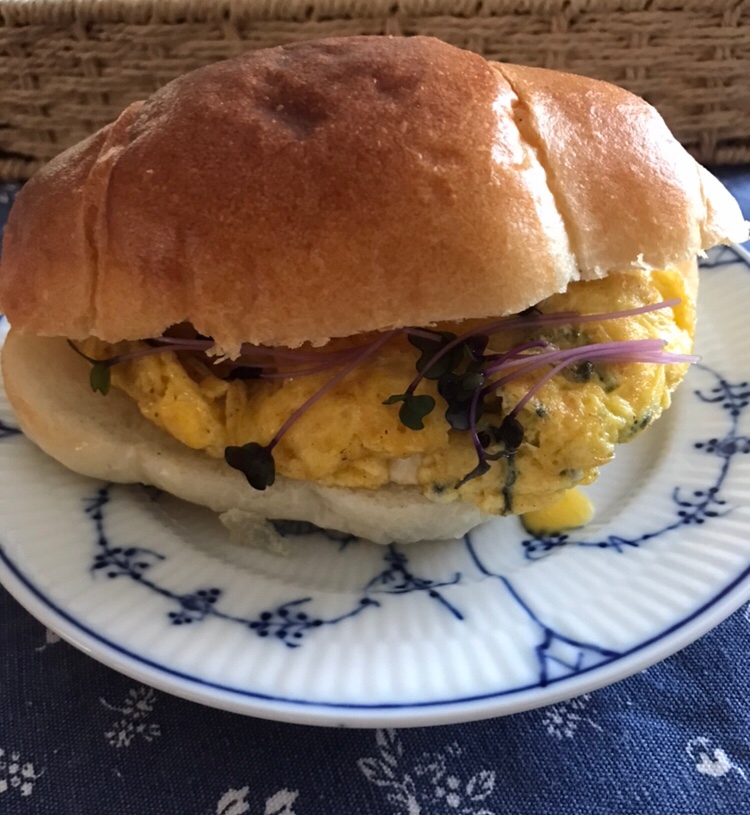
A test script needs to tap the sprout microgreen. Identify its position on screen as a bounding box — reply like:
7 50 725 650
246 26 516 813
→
408 331 462 380
67 341 112 396
437 371 486 403
89 363 111 395
66 339 98 364
455 459 491 489
477 430 492 450
226 366 265 381
463 335 489 363
383 393 437 430
439 372 485 431
224 442 276 490
494 414 524 451
444 400 478 432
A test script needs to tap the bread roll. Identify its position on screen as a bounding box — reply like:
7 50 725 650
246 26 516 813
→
0 36 745 544
0 36 744 355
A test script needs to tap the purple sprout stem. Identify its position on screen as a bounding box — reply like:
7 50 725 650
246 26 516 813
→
92 299 684 386
267 330 400 450
406 299 681 395
509 358 588 417
482 340 552 374
97 333 399 381
479 340 698 416
150 337 214 348
152 336 373 365
483 339 665 386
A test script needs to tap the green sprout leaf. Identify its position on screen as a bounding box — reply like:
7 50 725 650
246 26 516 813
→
463 335 489 363
407 332 455 354
496 415 524 451
408 332 463 381
456 459 491 489
437 372 487 431
477 430 492 449
399 395 436 430
419 348 463 381
459 371 485 393
89 363 111 395
68 341 111 396
383 393 436 431
224 442 276 490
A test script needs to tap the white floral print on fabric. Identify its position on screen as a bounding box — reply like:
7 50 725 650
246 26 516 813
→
100 687 162 748
541 694 602 740
35 628 61 652
686 737 747 780
215 786 299 815
0 748 44 797
358 729 497 815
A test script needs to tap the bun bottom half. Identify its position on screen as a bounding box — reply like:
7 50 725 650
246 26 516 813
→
1 332 490 544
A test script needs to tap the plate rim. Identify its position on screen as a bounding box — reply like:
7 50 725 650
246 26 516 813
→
2 534 749 727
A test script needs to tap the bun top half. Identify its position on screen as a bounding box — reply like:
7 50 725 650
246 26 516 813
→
0 36 745 353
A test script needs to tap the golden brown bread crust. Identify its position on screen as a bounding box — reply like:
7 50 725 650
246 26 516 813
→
0 36 745 352
492 64 745 273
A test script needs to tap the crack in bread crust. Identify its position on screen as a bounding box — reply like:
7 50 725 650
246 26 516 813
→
492 62 583 286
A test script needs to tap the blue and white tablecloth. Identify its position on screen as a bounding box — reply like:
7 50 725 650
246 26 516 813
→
1 170 750 815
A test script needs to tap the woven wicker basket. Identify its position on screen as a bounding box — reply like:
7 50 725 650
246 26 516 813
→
1 0 749 179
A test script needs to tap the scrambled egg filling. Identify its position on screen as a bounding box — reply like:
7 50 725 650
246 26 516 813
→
83 270 694 516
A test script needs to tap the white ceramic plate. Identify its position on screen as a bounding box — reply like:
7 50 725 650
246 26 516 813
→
1 246 749 727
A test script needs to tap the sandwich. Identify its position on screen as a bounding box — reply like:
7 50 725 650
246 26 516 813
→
0 36 746 544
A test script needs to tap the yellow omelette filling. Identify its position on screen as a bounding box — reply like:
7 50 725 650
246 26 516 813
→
82 269 694 516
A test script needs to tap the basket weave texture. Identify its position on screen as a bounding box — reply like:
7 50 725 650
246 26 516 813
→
1 0 749 179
